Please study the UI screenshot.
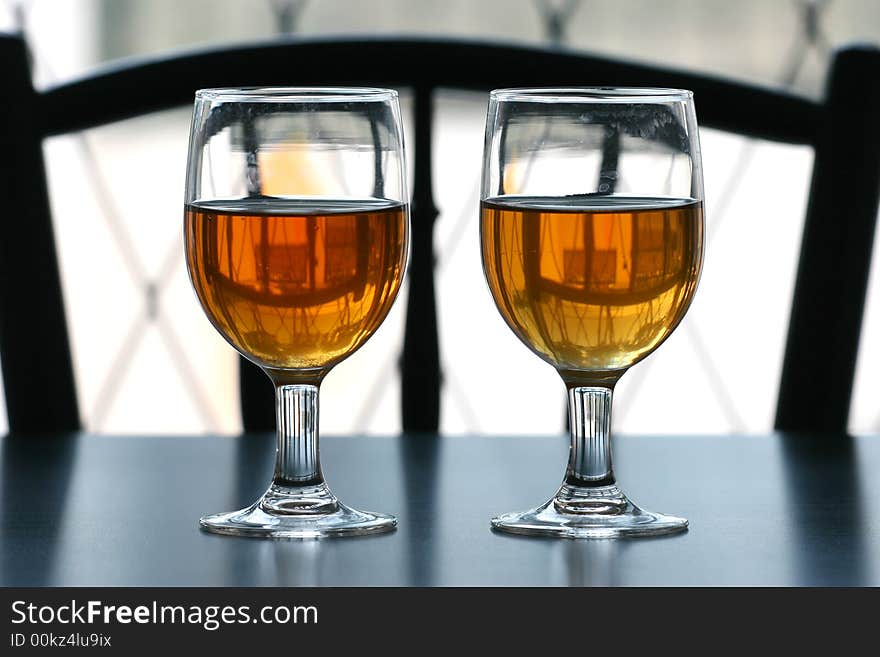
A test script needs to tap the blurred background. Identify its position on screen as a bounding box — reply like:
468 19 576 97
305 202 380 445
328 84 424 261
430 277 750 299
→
0 0 877 436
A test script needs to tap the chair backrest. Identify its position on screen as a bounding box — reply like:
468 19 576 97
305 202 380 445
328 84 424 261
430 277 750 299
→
1 35 877 435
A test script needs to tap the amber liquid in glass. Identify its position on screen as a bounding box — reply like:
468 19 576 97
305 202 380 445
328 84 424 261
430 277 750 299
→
481 196 703 372
185 197 408 371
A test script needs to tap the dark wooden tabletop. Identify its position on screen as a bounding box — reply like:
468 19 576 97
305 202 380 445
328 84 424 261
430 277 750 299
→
1 431 878 586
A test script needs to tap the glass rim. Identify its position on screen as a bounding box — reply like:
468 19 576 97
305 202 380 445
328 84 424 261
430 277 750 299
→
194 86 399 103
489 87 693 103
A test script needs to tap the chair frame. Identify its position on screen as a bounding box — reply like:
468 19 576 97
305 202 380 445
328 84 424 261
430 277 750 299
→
0 35 877 434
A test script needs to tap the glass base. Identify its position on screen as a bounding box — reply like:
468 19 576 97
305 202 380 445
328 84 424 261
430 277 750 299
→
200 482 396 538
491 483 687 539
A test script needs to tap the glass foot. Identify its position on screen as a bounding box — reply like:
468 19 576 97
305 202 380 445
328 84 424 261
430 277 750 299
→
491 484 687 539
200 482 396 538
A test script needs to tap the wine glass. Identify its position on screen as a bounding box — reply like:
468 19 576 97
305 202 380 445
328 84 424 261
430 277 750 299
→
184 87 408 537
480 88 704 537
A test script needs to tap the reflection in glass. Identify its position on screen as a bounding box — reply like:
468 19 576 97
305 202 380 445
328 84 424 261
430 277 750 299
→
482 196 701 371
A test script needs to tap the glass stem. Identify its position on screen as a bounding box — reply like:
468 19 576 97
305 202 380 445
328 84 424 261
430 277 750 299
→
566 386 615 487
261 383 338 516
555 385 627 515
273 384 324 487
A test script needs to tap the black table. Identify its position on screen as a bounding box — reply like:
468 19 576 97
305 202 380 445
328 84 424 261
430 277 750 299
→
1 432 878 586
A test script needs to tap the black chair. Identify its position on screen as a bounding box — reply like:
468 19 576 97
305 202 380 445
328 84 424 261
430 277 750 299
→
1 35 878 435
